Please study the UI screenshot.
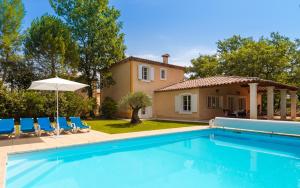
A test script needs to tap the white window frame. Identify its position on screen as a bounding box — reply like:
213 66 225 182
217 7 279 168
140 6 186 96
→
207 96 220 109
142 66 149 81
175 93 197 114
182 95 192 113
160 68 167 80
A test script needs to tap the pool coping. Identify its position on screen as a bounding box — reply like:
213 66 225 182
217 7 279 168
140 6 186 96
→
0 125 209 188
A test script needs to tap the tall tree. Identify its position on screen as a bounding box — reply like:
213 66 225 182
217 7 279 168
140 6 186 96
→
24 15 79 77
187 33 300 86
50 0 126 97
0 0 24 80
187 55 220 78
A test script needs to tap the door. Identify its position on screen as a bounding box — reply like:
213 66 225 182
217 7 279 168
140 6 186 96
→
139 106 153 119
227 96 236 111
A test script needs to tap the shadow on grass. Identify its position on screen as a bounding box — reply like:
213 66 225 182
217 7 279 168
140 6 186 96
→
104 122 138 128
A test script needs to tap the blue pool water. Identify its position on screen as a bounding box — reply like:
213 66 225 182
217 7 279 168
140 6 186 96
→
6 129 300 188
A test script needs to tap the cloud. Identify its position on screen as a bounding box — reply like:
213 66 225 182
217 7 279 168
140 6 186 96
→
171 47 216 67
128 46 216 67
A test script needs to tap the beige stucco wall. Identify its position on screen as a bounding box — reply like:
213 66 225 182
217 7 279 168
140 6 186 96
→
153 88 200 120
101 62 131 117
131 60 185 96
153 84 262 120
101 60 185 118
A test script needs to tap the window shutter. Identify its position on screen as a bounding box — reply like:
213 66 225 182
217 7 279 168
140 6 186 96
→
175 95 180 112
138 65 142 80
150 67 154 81
191 94 198 112
164 69 167 79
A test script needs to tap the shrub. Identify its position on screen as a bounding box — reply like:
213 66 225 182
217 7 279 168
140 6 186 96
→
101 97 118 119
0 82 96 119
59 92 95 117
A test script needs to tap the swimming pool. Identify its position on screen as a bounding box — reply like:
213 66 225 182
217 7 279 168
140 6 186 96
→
6 129 300 188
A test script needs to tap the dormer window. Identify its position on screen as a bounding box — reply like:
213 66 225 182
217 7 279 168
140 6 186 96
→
160 68 167 80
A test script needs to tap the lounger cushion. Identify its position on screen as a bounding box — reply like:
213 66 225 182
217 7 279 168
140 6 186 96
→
37 118 55 132
70 117 89 129
0 119 14 134
20 118 36 133
57 117 73 131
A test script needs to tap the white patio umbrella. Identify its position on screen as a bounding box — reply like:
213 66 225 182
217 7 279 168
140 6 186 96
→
28 77 88 137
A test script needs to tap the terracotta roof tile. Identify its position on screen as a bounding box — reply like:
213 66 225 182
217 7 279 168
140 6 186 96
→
156 76 298 92
112 56 185 70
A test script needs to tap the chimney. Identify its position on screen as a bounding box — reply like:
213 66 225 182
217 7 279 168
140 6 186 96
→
162 54 170 64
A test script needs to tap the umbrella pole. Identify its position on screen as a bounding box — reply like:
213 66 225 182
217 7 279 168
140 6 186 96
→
56 88 59 137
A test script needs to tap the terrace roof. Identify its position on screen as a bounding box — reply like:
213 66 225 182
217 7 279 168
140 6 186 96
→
156 76 298 92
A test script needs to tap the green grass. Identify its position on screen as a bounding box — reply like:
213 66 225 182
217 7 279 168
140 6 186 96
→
86 119 208 134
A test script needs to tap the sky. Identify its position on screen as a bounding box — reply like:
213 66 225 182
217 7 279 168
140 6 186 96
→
22 0 300 66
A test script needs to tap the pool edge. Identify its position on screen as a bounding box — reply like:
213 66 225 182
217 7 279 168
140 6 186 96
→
1 126 209 188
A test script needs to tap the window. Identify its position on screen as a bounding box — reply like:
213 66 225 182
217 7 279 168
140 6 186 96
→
182 95 191 112
238 97 246 110
142 66 149 80
227 96 235 111
207 96 220 109
160 69 166 80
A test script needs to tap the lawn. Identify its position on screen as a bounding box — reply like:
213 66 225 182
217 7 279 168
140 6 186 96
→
86 119 208 134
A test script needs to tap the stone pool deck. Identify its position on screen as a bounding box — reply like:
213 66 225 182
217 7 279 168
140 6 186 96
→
0 126 209 188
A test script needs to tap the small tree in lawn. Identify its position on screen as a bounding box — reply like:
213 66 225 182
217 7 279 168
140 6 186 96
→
119 92 151 124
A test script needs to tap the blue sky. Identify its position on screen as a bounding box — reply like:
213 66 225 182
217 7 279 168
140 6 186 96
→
23 0 300 66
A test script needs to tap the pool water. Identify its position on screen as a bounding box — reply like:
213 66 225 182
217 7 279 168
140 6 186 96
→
6 129 300 188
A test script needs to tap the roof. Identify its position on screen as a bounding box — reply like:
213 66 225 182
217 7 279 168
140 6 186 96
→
156 76 299 92
112 56 185 70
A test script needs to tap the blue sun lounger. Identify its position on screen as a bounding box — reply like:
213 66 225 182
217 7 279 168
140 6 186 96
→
20 118 37 136
70 117 90 132
37 117 55 135
0 119 15 138
57 117 74 133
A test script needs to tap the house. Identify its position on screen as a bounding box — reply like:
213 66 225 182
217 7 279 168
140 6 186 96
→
101 54 185 118
101 55 299 121
154 76 298 121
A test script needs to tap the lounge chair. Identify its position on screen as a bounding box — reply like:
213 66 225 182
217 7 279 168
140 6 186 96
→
20 118 37 136
0 118 15 138
70 117 90 132
37 117 55 136
57 117 74 133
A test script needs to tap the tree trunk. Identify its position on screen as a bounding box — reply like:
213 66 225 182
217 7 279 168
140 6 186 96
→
131 108 141 124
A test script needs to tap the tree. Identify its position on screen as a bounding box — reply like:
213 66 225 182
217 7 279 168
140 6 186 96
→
4 60 36 90
50 0 126 97
119 92 151 124
0 0 24 80
187 55 220 78
187 33 300 86
217 33 296 82
24 15 79 77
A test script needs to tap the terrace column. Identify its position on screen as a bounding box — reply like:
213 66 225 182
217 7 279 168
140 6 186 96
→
290 91 298 120
249 83 258 119
266 86 274 120
280 89 287 120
